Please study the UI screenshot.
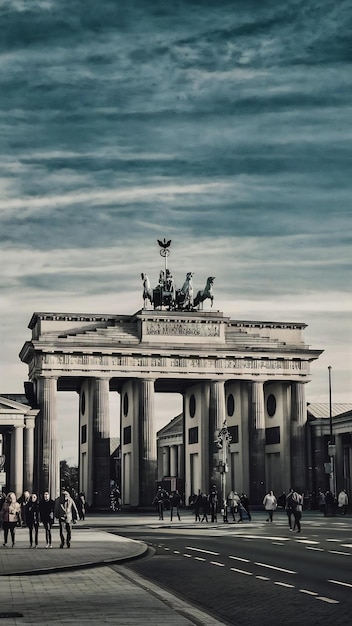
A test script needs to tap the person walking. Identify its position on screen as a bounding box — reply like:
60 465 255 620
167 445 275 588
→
292 491 304 533
263 490 277 522
201 493 209 522
317 488 326 515
19 490 31 528
27 493 40 548
209 485 218 523
54 489 79 548
337 489 348 515
285 488 296 530
227 491 236 521
39 491 55 548
325 490 336 517
152 486 169 520
240 493 251 521
1 492 21 547
170 490 182 521
233 492 243 523
77 492 86 520
194 490 203 522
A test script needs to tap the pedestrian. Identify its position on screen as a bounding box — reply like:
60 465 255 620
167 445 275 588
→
27 493 40 548
39 491 55 548
240 493 251 521
233 492 243 522
317 488 326 515
209 485 218 522
152 486 169 520
54 488 79 548
325 490 336 517
263 490 277 522
18 490 31 528
1 492 21 547
285 488 296 530
77 492 86 520
227 491 236 521
194 490 202 522
201 494 209 522
337 489 348 515
292 491 304 533
170 490 182 521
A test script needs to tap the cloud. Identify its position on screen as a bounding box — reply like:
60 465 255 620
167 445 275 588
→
1 0 351 463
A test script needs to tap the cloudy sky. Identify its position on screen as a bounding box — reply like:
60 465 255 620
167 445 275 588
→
1 0 351 464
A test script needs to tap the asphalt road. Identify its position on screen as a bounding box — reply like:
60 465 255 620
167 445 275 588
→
111 514 352 626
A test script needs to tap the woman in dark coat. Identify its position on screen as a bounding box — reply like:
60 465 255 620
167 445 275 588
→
39 491 55 548
27 494 40 548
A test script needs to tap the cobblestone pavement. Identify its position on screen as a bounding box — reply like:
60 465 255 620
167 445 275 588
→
0 519 227 625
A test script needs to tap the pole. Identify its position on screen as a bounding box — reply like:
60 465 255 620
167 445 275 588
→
328 366 333 441
328 366 335 495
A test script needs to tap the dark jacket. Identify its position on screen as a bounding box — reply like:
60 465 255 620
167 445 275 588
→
27 500 40 527
39 498 55 525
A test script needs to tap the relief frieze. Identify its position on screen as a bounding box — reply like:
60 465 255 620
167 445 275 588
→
41 352 307 373
145 321 220 337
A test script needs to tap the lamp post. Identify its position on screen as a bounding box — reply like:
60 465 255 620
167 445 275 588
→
327 366 336 495
216 420 232 521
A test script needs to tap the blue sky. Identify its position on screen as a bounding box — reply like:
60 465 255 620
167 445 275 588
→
1 0 351 463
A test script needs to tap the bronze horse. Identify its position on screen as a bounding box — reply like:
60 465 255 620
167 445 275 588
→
194 276 215 308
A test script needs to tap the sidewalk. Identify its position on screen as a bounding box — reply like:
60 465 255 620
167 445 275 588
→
0 514 227 625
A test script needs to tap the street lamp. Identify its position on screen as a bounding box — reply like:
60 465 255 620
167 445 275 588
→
328 366 336 495
216 420 232 521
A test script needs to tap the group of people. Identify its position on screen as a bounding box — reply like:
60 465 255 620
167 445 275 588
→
317 488 349 516
0 487 86 549
152 487 182 521
189 487 251 523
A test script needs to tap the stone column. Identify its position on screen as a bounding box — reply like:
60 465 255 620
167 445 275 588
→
249 380 266 504
162 446 170 477
290 382 307 492
209 380 226 492
23 416 35 493
170 445 178 477
139 378 156 506
13 425 24 497
93 377 110 508
38 377 59 498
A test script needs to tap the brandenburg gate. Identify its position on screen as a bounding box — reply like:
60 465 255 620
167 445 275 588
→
19 241 323 507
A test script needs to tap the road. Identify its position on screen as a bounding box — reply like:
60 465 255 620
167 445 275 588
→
109 511 352 626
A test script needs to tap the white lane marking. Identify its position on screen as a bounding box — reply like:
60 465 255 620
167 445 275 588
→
306 547 324 552
235 535 289 541
210 561 225 567
299 589 318 596
229 556 250 562
274 582 295 588
254 562 296 574
174 550 180 554
256 576 270 581
341 544 352 548
272 542 284 545
194 557 206 562
328 550 351 556
183 554 192 558
316 597 339 604
296 540 320 544
231 567 253 576
164 547 170 550
328 579 352 588
326 539 340 542
185 546 219 555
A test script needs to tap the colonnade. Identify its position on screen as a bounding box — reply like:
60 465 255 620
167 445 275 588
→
30 373 307 506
